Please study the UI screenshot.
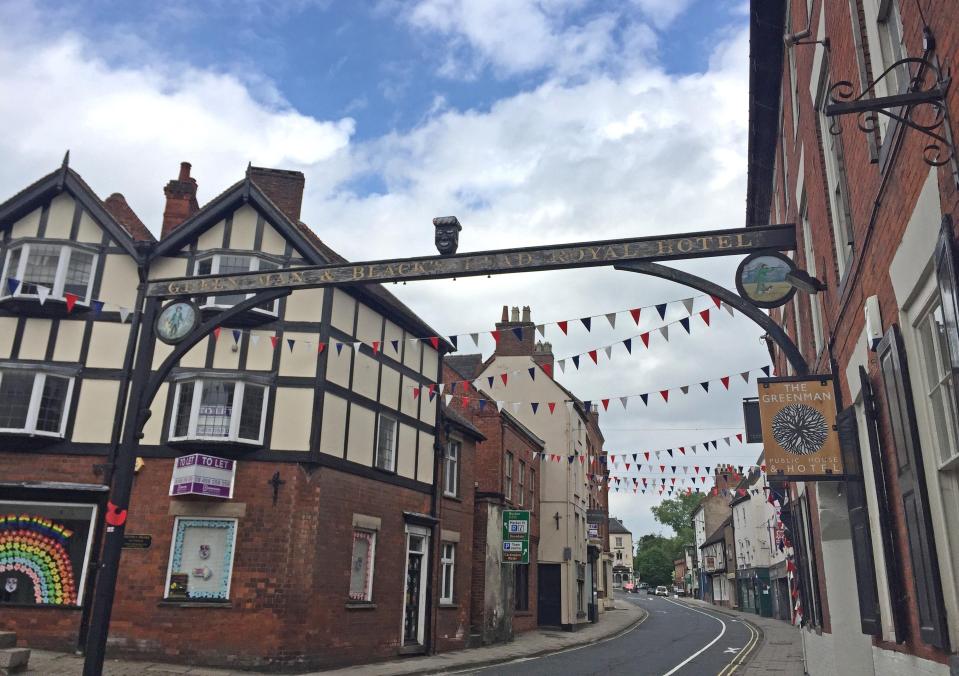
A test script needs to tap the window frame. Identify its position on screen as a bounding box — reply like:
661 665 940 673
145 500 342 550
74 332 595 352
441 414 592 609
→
163 516 238 601
167 377 269 445
0 367 75 437
504 451 513 501
799 191 825 356
444 439 460 497
348 529 377 602
440 542 455 604
0 241 98 305
529 469 535 513
375 414 398 472
193 252 281 316
518 461 526 507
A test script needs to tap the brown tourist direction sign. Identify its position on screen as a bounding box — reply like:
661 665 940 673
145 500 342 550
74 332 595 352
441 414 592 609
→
758 376 844 479
146 223 796 298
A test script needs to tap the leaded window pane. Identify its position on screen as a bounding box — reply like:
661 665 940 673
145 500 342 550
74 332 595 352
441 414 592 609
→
196 381 235 438
215 255 251 306
376 417 396 470
22 244 60 294
35 375 69 433
63 250 94 299
0 372 33 428
174 382 195 438
238 384 264 441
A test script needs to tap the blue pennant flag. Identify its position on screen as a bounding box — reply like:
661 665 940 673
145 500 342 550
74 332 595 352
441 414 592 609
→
287 338 295 352
581 317 591 332
667 449 673 457
336 342 344 355
761 366 771 376
450 381 457 392
640 393 649 406
700 381 709 392
487 376 494 388
655 303 667 319
568 456 575 464
679 317 690 333
91 300 104 315
449 335 458 349
478 399 486 411
391 339 399 353
531 402 539 414
572 355 580 369
232 329 241 344
429 391 436 402
512 326 523 341
6 278 19 295
623 338 632 354
528 367 536 381
584 400 591 409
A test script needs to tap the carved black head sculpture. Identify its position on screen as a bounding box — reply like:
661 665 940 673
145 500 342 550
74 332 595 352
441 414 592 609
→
433 216 462 255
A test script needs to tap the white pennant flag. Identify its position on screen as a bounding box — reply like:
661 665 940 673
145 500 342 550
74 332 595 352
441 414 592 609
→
604 346 612 360
620 396 629 410
445 394 453 406
606 313 617 329
474 379 483 390
566 401 575 413
724 437 731 446
471 333 480 347
511 402 521 414
536 324 546 338
496 401 505 412
659 325 669 341
438 383 445 395
691 445 697 454
250 333 260 347
723 302 735 317
118 306 132 323
353 341 363 351
655 450 662 459
682 297 694 315
557 359 566 373
36 285 50 305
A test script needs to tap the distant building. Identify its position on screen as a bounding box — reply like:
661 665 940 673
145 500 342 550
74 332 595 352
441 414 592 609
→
608 517 634 587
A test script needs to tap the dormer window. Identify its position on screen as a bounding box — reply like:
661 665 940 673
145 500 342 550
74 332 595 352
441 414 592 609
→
194 253 279 316
0 365 75 438
1 242 97 304
169 375 269 445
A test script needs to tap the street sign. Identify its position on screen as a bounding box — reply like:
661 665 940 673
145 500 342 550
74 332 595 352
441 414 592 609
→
145 224 796 298
758 376 844 479
502 510 530 564
121 534 152 549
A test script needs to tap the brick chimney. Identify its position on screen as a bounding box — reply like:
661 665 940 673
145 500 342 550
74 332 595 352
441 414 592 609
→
532 340 554 376
494 305 535 357
249 166 305 223
161 162 199 238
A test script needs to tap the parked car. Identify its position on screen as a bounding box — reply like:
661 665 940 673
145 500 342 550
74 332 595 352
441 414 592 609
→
622 582 635 593
646 585 656 595
655 586 669 596
638 582 649 590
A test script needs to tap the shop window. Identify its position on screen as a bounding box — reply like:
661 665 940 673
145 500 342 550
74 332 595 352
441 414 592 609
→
169 378 268 445
194 253 280 315
0 501 97 606
440 543 455 604
164 517 237 601
444 440 460 497
0 367 74 437
515 564 529 611
0 242 97 304
375 415 397 471
349 530 376 602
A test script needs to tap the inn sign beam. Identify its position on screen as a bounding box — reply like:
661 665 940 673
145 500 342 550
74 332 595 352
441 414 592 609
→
145 223 797 298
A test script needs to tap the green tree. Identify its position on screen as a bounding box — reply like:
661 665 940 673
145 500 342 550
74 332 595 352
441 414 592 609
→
633 534 680 587
650 492 703 544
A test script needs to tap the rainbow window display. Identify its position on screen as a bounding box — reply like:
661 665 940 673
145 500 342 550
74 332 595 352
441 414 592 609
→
0 509 91 606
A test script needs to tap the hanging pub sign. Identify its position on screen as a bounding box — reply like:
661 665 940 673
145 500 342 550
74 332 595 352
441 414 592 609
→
757 376 844 479
735 251 797 309
169 453 237 499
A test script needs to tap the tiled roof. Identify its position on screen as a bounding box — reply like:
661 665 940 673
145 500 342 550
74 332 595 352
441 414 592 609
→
445 354 484 380
103 193 155 242
608 517 631 534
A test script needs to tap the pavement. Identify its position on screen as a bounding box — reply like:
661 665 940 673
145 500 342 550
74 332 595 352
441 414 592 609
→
20 601 645 675
675 597 805 675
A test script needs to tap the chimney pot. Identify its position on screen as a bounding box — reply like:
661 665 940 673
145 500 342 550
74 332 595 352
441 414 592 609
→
511 306 520 322
161 161 200 238
522 306 531 323
178 162 192 181
502 306 509 322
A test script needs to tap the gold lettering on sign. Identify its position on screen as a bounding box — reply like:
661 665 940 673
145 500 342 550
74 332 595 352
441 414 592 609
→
677 239 693 253
735 233 753 248
717 236 731 249
696 237 711 250
604 246 620 259
352 266 365 280
588 247 602 260
657 241 674 255
517 253 533 265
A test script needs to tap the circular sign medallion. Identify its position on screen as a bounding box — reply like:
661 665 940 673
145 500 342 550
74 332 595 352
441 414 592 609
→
735 251 797 308
155 300 199 345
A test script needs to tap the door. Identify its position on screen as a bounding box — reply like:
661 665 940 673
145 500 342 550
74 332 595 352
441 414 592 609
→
537 563 562 626
403 529 429 647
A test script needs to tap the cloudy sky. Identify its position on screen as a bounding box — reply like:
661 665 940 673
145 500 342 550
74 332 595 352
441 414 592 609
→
0 0 767 538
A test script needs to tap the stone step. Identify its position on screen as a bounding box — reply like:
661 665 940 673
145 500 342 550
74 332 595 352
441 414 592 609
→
0 647 29 672
0 634 13 650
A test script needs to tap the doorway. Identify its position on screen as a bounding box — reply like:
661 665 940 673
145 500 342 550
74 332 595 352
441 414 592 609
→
537 563 562 626
403 526 429 648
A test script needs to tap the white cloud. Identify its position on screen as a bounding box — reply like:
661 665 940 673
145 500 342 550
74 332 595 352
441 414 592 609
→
0 6 765 540
630 0 697 29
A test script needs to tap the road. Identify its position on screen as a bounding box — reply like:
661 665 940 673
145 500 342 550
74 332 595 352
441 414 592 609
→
468 593 759 676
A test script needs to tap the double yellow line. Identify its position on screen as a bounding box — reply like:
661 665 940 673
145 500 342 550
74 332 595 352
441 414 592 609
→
717 617 760 676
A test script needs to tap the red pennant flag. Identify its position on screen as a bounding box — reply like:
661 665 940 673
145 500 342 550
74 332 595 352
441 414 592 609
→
491 330 501 344
213 327 222 340
372 341 380 354
660 390 669 402
625 463 631 470
412 387 421 399
640 332 650 348
644 452 650 460
695 466 700 473
461 396 469 407
630 308 641 324
64 292 79 312
542 363 552 378
672 478 676 485
761 464 767 472
548 402 556 414
679 446 685 454
601 399 610 411
270 335 279 349
579 455 586 464
501 373 508 385
699 309 710 326
660 465 665 472
711 295 722 309
317 342 326 354
721 376 730 389
588 350 598 364
428 383 436 395
736 433 743 443
557 320 568 335
430 336 439 350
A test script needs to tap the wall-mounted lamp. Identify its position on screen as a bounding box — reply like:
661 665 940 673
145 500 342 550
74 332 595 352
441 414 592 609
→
786 269 827 294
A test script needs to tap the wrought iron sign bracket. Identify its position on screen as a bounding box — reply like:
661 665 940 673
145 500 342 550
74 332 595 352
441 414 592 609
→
825 54 957 181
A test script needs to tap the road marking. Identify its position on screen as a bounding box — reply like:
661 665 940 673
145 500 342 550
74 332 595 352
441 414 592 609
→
447 602 650 674
659 597 726 676
717 616 760 676
724 647 741 653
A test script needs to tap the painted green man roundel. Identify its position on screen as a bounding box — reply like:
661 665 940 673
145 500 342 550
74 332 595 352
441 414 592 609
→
155 300 199 345
735 251 797 308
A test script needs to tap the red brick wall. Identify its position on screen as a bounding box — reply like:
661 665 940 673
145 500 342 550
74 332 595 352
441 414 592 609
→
769 0 959 663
